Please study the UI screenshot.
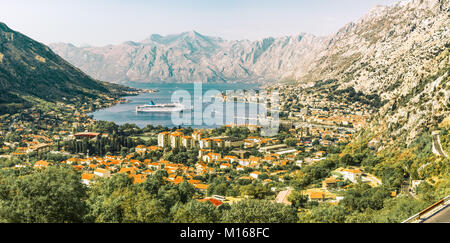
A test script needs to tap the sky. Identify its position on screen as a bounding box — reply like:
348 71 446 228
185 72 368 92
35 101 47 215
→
0 0 399 46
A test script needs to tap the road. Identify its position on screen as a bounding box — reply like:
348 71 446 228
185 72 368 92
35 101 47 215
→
293 121 357 133
432 132 448 158
421 205 450 223
364 174 382 187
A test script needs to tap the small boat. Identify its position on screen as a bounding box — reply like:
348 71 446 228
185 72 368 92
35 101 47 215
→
136 100 191 113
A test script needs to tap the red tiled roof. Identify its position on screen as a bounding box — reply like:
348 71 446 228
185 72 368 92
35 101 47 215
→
198 198 223 207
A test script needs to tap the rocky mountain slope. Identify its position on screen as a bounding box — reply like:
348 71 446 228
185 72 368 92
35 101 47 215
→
0 22 131 114
297 0 449 146
49 0 448 147
50 32 329 83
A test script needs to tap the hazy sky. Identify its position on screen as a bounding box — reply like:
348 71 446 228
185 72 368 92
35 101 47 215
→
0 0 399 46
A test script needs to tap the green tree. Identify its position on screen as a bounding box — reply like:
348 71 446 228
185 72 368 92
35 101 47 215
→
287 190 308 209
122 191 168 223
84 173 133 223
298 204 349 223
0 166 88 223
221 200 298 223
371 197 428 223
173 200 220 223
178 182 196 203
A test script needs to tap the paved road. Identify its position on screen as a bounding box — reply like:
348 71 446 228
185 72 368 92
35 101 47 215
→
421 205 450 223
433 133 448 158
293 121 357 133
362 174 382 187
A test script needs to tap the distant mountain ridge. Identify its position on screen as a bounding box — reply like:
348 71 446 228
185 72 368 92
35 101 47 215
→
50 32 329 83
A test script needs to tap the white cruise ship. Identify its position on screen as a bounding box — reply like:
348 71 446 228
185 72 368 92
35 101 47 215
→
136 101 191 113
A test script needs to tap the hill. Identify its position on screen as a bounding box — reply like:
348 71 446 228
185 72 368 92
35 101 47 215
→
297 0 449 146
0 22 134 114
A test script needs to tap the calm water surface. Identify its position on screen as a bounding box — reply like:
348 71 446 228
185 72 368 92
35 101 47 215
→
90 82 262 128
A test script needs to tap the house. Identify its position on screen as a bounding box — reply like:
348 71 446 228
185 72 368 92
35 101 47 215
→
263 179 272 185
147 146 161 152
315 151 326 158
28 143 52 154
195 184 209 192
198 198 223 207
250 171 261 179
74 132 100 140
135 145 147 152
236 165 245 171
195 162 208 174
148 162 161 170
203 152 221 163
81 173 96 186
339 168 363 183
94 168 111 178
259 144 297 155
198 149 212 159
188 179 201 185
34 160 49 168
132 174 147 184
320 140 331 146
237 158 251 167
199 138 212 149
212 138 225 148
192 131 204 141
220 163 231 169
174 176 184 185
168 174 177 181
224 155 238 163
263 156 276 163
275 147 298 155
231 150 249 159
322 177 340 189
259 144 288 154
118 167 137 175
73 165 83 171
224 138 244 148
249 156 261 164
308 192 325 202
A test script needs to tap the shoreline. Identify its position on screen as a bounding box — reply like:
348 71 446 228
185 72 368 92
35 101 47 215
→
88 83 276 129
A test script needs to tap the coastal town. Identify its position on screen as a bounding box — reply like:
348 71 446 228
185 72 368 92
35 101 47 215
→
1 0 448 225
0 81 391 211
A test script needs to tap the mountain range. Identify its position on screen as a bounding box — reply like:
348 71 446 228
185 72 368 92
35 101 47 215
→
50 31 329 84
49 1 450 92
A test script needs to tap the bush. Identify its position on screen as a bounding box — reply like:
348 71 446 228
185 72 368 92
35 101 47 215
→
221 200 298 223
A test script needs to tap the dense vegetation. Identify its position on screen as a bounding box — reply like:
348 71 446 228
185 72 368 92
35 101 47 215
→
292 127 449 223
0 166 298 223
